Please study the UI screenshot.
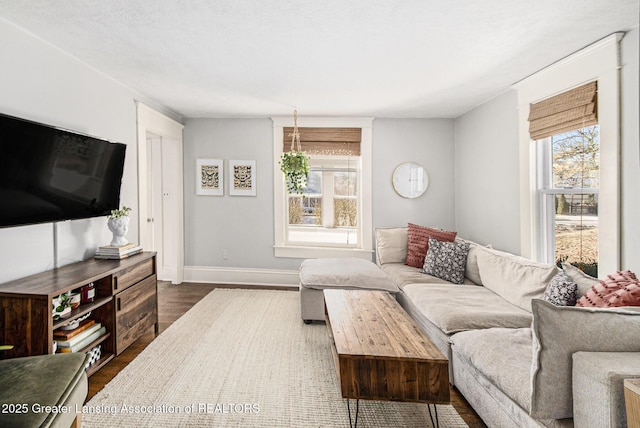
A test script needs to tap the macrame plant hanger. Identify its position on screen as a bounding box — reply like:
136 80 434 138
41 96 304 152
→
290 110 302 153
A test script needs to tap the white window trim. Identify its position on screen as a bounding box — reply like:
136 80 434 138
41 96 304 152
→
513 33 623 276
272 116 373 259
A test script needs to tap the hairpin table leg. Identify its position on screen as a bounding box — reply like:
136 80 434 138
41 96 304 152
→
428 404 440 428
347 398 360 428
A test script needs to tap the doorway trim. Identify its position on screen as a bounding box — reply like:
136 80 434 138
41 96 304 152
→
136 102 185 284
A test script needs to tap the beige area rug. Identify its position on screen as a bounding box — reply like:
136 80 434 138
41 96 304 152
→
84 289 468 427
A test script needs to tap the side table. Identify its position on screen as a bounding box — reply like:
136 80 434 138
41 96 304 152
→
625 379 640 428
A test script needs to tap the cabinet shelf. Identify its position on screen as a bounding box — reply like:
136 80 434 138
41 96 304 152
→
52 296 113 330
86 353 115 377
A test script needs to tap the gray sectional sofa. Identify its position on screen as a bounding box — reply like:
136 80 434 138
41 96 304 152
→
374 227 640 428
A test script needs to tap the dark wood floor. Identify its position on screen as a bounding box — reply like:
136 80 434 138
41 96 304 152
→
88 282 486 427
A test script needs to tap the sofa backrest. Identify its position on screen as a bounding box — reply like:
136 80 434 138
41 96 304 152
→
476 246 558 312
530 299 640 419
374 226 485 285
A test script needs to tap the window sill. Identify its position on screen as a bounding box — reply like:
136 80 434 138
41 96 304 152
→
274 245 373 260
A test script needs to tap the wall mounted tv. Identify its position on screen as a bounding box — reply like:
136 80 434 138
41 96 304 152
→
0 112 126 228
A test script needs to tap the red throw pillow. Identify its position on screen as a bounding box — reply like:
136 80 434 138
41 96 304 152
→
576 270 640 307
405 223 457 268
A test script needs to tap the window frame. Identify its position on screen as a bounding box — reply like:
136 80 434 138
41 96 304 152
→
513 33 622 276
272 116 373 259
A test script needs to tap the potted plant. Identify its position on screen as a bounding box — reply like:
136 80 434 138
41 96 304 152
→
107 206 131 246
52 293 72 319
280 150 310 195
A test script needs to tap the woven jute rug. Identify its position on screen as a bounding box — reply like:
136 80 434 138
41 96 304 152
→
84 289 468 427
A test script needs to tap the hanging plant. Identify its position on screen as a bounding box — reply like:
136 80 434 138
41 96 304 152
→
280 151 310 194
280 109 310 195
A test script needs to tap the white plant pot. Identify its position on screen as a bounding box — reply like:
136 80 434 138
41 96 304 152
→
108 216 130 247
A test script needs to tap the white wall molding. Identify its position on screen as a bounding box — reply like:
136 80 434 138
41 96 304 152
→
183 266 299 287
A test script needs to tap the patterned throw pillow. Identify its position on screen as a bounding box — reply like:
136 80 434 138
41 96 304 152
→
543 270 578 306
577 270 640 307
405 223 457 268
423 237 470 284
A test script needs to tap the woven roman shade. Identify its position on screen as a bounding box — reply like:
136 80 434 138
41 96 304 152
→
283 127 361 156
528 81 598 140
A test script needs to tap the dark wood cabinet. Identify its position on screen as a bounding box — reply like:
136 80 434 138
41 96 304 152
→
0 252 157 376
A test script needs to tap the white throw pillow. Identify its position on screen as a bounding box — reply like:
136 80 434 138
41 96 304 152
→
374 227 408 265
476 246 558 312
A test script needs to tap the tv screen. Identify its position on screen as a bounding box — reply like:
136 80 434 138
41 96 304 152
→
0 113 126 228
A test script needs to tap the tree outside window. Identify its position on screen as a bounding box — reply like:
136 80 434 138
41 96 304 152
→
544 125 599 276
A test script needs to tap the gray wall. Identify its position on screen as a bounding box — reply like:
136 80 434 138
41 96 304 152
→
0 19 145 283
183 118 300 270
183 118 457 269
454 26 640 273
372 119 456 230
453 91 521 254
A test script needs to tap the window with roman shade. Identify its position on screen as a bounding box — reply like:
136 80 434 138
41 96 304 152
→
514 33 621 277
530 81 600 276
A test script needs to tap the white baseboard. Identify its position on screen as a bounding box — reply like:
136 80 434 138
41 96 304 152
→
182 266 299 288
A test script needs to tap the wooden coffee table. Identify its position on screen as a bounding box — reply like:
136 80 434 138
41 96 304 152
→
324 289 450 427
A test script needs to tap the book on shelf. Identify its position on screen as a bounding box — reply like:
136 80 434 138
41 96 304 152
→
53 319 96 340
55 323 102 348
95 243 142 259
57 326 106 353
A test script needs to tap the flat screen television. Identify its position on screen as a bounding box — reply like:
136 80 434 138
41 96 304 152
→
0 112 127 228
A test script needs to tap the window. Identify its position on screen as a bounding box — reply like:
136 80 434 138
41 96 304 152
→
288 157 359 246
514 34 622 276
537 125 599 276
272 117 373 259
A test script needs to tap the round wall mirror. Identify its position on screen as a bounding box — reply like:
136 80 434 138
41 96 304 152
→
392 162 429 198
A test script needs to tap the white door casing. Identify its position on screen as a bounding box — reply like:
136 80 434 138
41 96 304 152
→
136 102 184 284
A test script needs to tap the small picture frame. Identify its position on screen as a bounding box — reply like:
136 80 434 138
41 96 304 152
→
228 160 257 196
196 159 224 196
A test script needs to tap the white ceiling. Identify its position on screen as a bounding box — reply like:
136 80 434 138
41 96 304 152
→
0 1 638 119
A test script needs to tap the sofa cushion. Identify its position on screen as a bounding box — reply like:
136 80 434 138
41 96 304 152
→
451 328 533 413
402 283 532 334
476 246 558 312
405 223 457 268
530 299 640 419
299 258 399 293
543 270 578 306
374 227 408 265
562 262 599 297
381 263 477 289
577 270 640 307
423 237 470 284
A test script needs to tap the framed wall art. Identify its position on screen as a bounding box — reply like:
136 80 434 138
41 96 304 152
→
228 160 256 196
196 159 224 196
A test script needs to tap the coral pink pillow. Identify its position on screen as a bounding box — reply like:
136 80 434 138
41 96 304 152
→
576 270 640 307
405 223 457 268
